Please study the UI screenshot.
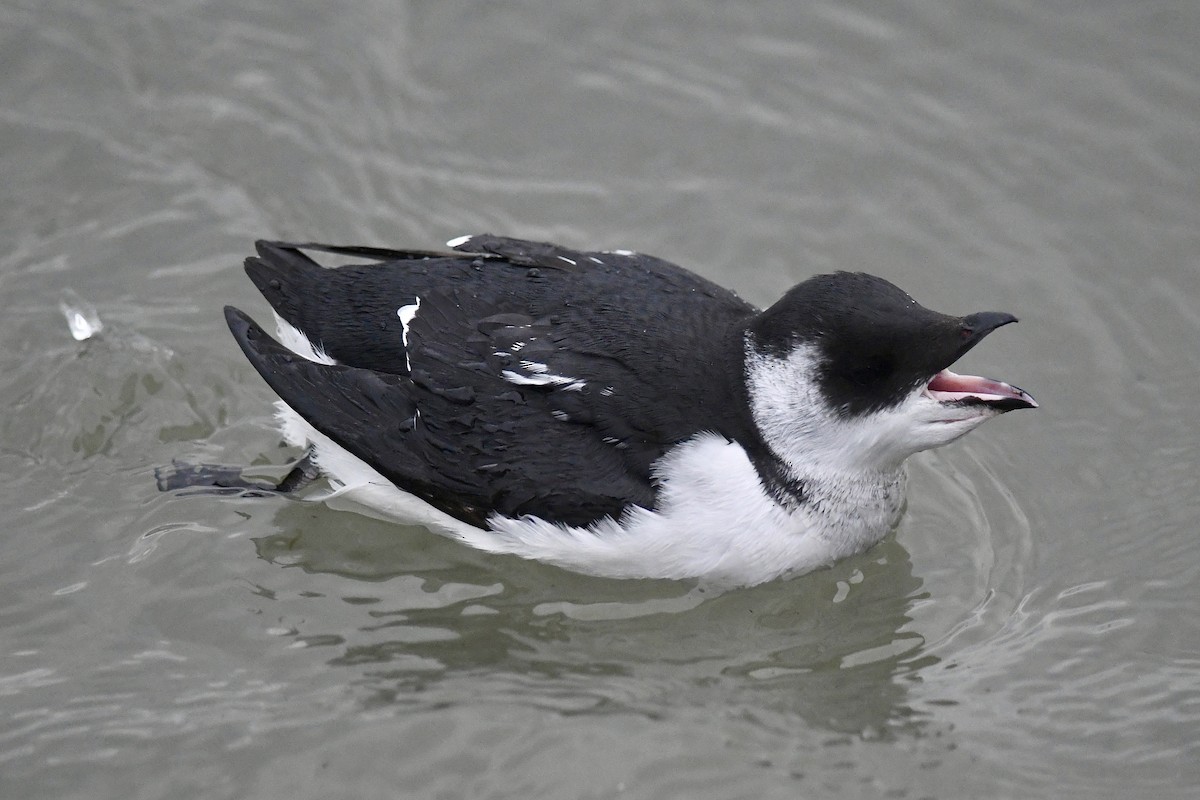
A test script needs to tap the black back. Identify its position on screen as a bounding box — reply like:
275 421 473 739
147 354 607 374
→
230 237 765 527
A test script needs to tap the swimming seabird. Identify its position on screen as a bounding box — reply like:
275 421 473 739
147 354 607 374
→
159 235 1036 586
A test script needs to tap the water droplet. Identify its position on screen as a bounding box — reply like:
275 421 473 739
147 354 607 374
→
59 289 102 341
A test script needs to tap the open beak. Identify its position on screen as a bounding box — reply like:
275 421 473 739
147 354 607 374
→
924 311 1038 411
926 369 1038 411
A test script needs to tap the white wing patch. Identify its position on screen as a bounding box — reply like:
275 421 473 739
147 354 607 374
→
397 297 421 371
446 234 473 249
500 369 587 392
273 312 337 365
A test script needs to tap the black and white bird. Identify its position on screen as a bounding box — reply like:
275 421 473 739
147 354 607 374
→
160 235 1036 586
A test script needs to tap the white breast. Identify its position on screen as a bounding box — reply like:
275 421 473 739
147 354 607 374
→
275 400 900 586
483 432 856 585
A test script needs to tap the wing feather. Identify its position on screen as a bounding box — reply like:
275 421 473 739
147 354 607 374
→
230 236 763 526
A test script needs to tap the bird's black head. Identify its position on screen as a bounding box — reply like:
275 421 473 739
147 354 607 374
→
747 272 1023 417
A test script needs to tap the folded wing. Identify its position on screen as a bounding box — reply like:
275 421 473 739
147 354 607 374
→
230 237 762 527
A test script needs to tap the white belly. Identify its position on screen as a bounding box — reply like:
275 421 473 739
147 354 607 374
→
275 402 899 587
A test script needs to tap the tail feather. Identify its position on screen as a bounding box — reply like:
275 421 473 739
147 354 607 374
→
222 304 497 528
284 241 458 262
242 241 324 327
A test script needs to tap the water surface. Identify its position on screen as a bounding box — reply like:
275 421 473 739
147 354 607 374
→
2 1 1199 797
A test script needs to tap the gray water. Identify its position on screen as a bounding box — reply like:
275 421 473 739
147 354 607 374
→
2 1 1198 797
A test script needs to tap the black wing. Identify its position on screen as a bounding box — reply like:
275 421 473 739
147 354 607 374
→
225 306 654 527
231 236 763 526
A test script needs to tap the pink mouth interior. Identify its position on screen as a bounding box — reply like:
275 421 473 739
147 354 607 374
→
926 369 1038 407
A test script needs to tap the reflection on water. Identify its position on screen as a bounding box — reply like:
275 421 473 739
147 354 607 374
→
247 503 929 738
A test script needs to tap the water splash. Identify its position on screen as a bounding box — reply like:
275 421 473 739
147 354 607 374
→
59 289 103 341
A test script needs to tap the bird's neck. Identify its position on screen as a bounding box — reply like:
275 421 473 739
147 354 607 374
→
791 465 907 557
